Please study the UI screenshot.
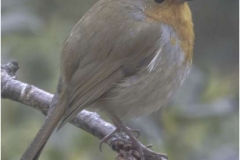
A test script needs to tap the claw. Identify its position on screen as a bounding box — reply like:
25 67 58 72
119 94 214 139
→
99 129 118 152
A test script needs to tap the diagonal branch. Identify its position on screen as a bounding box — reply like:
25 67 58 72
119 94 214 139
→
1 61 167 160
1 60 115 140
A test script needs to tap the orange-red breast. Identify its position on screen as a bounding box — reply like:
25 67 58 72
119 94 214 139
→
21 0 194 159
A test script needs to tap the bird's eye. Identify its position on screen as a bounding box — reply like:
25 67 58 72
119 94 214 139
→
154 0 164 3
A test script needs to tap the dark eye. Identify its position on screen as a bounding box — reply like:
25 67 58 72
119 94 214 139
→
154 0 164 3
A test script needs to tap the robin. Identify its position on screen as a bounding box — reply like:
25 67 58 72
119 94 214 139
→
21 0 194 159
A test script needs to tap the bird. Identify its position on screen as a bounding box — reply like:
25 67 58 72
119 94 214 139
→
20 0 194 159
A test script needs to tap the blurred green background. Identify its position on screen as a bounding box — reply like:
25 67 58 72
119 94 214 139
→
2 0 239 160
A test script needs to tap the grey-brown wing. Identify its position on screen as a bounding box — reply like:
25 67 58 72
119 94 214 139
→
58 63 126 129
57 1 163 129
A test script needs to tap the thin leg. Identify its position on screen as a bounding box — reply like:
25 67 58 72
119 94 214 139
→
99 117 140 152
101 111 168 160
127 127 141 139
108 113 145 160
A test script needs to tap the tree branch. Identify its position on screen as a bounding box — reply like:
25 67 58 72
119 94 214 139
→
1 61 167 160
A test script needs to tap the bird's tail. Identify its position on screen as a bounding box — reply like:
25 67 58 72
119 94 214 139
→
20 102 66 160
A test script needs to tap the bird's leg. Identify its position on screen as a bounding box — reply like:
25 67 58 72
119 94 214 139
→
107 113 168 160
127 127 141 139
99 126 140 152
99 128 129 152
107 113 146 160
99 110 167 160
99 117 141 152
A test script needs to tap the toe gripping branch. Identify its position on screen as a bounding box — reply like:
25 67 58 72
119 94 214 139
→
100 129 168 160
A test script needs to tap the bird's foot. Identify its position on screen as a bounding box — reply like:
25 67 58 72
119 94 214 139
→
110 138 144 160
99 127 140 152
100 113 167 160
111 139 167 160
102 124 144 160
